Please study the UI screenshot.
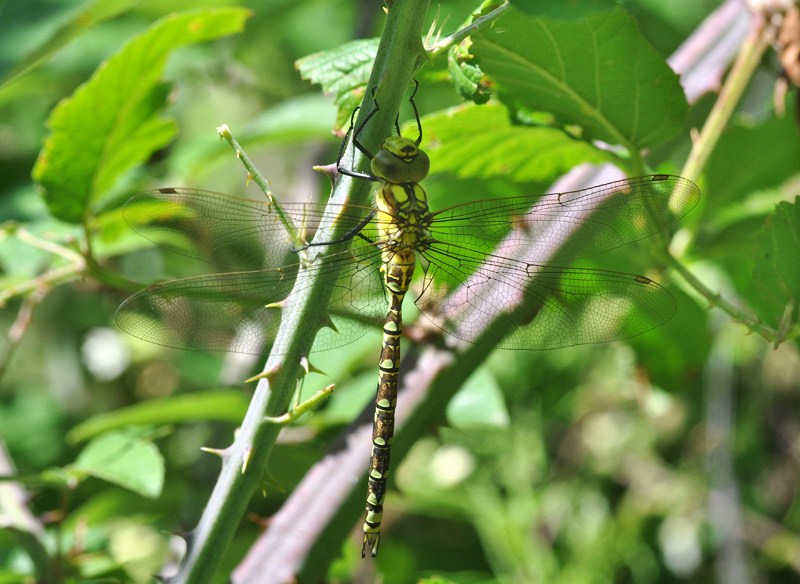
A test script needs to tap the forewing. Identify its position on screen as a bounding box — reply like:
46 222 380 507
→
415 175 696 349
122 188 377 271
429 175 699 265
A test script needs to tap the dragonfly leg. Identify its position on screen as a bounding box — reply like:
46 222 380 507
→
293 211 377 251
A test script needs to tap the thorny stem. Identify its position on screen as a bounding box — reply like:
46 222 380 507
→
173 2 431 582
216 124 303 249
263 384 336 424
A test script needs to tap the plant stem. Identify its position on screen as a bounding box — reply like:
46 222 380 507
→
668 15 776 342
680 18 770 184
217 124 302 248
172 2 431 582
666 254 777 343
426 0 510 58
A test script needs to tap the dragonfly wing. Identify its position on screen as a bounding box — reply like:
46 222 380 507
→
310 237 387 352
418 245 676 350
429 175 700 265
115 241 386 356
122 188 377 271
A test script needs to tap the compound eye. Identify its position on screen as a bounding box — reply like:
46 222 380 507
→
407 150 429 183
372 150 406 183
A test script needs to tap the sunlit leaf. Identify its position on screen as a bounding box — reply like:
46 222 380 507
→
32 8 251 223
423 103 611 183
471 5 687 150
73 432 165 498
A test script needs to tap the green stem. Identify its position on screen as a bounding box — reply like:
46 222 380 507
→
667 19 776 342
10 225 83 264
172 2 431 582
680 21 770 184
426 0 510 58
263 384 335 425
216 124 302 248
665 254 777 343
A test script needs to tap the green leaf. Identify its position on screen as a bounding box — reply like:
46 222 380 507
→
296 37 378 94
296 37 378 130
514 0 619 19
471 5 687 150
707 113 800 207
423 103 611 183
232 93 337 144
67 390 250 444
73 431 165 498
447 367 509 430
751 198 800 330
32 8 251 224
0 0 138 91
445 1 495 105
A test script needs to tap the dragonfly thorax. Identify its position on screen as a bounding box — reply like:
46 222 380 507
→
371 136 430 184
376 182 433 255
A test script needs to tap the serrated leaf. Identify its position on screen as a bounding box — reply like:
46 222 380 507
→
751 198 800 329
423 103 611 183
296 38 378 131
32 8 251 224
67 390 249 444
73 432 164 498
296 37 378 94
471 5 687 150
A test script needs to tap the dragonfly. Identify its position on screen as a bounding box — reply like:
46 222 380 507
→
115 86 700 558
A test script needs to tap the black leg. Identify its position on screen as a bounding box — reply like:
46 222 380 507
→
409 80 422 146
293 210 378 251
337 89 380 181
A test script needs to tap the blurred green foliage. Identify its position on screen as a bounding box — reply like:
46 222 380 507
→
1 1 799 583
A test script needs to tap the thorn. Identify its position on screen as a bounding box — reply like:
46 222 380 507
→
304 359 326 376
312 163 338 186
241 446 252 474
245 173 253 187
319 312 338 332
200 446 227 458
246 363 282 383
264 384 335 425
299 355 325 375
246 512 272 529
265 299 286 309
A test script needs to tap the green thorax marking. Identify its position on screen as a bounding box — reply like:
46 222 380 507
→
371 137 434 273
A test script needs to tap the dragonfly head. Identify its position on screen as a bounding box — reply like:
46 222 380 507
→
372 136 430 184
